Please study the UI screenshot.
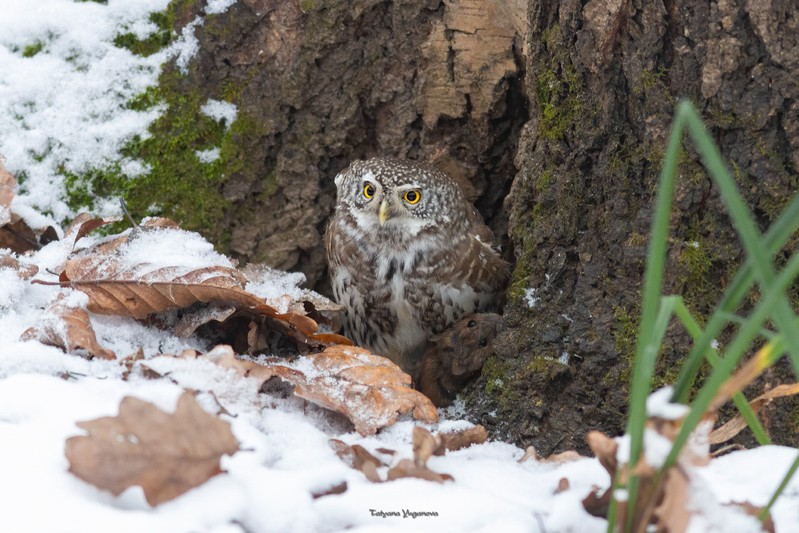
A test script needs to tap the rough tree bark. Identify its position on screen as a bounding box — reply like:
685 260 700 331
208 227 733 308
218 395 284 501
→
174 0 799 453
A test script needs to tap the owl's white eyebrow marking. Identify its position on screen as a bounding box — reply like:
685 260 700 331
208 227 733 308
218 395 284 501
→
394 183 421 191
361 170 376 183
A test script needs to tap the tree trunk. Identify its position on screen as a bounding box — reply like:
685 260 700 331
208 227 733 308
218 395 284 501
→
173 0 799 453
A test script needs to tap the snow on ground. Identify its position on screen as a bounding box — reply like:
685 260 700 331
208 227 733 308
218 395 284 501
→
1 1 798 532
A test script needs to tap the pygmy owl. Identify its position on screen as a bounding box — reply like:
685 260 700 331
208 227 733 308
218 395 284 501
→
325 157 509 376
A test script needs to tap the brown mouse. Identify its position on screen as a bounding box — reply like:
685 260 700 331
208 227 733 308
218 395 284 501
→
416 313 501 407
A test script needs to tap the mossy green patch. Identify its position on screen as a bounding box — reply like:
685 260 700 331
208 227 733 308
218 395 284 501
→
790 403 799 434
535 25 585 142
506 235 535 305
481 357 521 408
63 0 264 247
611 303 637 385
114 0 198 57
22 42 44 58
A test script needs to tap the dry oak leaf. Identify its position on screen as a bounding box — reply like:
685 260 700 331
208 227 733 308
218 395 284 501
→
267 345 439 435
0 161 59 252
21 293 115 360
63 213 122 249
47 221 350 351
385 427 453 483
0 252 38 279
204 344 438 435
61 256 260 319
242 263 345 334
329 439 385 483
0 158 14 226
65 392 239 506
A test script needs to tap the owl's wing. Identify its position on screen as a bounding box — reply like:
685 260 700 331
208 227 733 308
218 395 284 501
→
466 204 503 253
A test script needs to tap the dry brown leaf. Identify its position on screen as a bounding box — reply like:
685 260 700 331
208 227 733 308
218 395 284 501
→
312 481 348 499
43 220 350 352
437 425 488 454
583 418 723 531
21 293 115 360
276 346 439 435
65 393 239 506
726 502 775 533
61 257 259 318
384 426 453 483
330 427 453 484
586 430 618 475
173 302 239 338
202 344 438 435
329 439 385 483
519 446 538 464
543 450 586 464
651 464 691 533
0 252 38 279
516 444 585 464
413 426 441 466
0 159 14 226
0 162 58 252
709 383 799 444
386 459 453 483
242 263 344 333
63 213 122 248
0 215 57 253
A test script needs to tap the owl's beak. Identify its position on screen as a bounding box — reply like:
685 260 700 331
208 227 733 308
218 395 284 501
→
378 199 390 225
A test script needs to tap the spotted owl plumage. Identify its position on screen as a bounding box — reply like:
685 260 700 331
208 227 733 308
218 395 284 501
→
325 157 509 376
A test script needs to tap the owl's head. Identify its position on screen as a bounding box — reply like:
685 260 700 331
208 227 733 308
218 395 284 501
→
333 157 467 236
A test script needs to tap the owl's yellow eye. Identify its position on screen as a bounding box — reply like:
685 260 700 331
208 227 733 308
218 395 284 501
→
403 190 421 204
363 183 375 199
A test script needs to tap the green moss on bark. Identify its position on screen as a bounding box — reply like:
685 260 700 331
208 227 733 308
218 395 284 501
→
62 0 264 247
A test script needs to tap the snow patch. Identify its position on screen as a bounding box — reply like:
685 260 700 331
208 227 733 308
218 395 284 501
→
647 386 689 420
524 288 538 308
201 99 238 127
195 147 221 163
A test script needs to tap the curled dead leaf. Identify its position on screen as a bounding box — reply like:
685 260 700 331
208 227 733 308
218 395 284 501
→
436 425 488 454
412 426 441 467
0 161 58 252
21 293 115 360
386 458 454 483
273 346 439 435
63 213 122 249
0 159 14 226
312 481 348 499
192 345 437 435
65 393 239 506
329 439 385 483
242 263 345 333
709 383 799 444
44 220 349 353
0 252 38 279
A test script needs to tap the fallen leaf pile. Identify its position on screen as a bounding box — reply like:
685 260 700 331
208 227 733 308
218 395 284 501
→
0 168 441 505
33 215 351 354
164 344 439 436
328 425 487 484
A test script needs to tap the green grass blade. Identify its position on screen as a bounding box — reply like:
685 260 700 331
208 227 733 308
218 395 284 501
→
620 106 688 532
759 452 799 521
671 298 770 444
